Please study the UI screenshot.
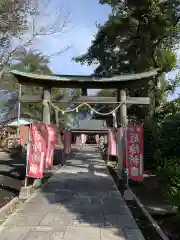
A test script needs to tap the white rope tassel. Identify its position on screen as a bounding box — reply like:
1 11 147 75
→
112 111 117 129
75 107 79 126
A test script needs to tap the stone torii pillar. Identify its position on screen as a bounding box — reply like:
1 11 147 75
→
42 87 51 124
33 86 51 189
116 90 128 179
95 134 100 147
81 134 87 146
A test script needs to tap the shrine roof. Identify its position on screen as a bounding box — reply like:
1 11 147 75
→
10 69 160 89
71 120 108 132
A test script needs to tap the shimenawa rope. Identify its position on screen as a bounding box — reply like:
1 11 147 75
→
48 101 125 116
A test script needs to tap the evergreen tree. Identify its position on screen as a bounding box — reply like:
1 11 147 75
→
75 0 180 117
0 51 63 119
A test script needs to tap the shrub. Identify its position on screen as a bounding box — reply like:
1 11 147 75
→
156 157 180 211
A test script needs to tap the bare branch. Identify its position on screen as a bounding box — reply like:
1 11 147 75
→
0 0 72 69
45 44 73 58
0 38 34 67
29 0 72 36
37 12 71 36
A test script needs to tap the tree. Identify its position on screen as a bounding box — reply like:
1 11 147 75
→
144 107 180 215
0 0 71 70
0 0 72 120
15 51 53 119
74 0 180 220
12 51 52 75
75 0 180 115
76 0 179 74
0 51 64 119
1 50 52 88
0 0 30 53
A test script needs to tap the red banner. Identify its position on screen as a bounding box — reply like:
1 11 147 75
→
20 135 23 145
108 130 117 156
45 124 57 169
127 124 144 181
26 123 47 179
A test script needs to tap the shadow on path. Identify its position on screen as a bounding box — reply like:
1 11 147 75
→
39 147 139 239
0 147 65 209
0 147 143 240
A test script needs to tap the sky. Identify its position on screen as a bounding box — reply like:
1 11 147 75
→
33 0 110 76
31 0 179 99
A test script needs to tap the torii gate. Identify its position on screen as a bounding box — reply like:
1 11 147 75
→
10 68 160 181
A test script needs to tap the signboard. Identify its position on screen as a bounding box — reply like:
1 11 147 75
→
19 125 30 146
45 124 57 169
127 124 144 181
26 123 47 178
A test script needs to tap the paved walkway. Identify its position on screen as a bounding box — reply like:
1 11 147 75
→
0 146 145 240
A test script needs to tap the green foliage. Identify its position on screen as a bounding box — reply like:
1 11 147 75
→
74 0 180 117
0 51 65 120
13 51 52 119
75 0 179 74
157 157 180 211
13 51 52 74
143 118 161 171
1 50 80 122
160 112 180 159
144 102 180 169
154 97 180 121
144 103 180 212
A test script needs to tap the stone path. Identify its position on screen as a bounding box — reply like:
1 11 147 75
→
0 146 145 240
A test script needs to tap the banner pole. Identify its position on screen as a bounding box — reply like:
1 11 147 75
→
24 177 28 188
24 124 30 188
17 84 21 138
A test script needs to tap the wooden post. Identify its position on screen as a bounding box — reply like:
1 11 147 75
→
116 89 120 125
42 87 51 124
81 88 87 96
17 84 22 138
55 109 59 125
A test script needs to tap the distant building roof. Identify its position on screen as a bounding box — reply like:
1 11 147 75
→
71 119 108 132
8 117 38 126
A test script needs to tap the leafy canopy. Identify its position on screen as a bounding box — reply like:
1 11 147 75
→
75 0 180 120
75 0 179 75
